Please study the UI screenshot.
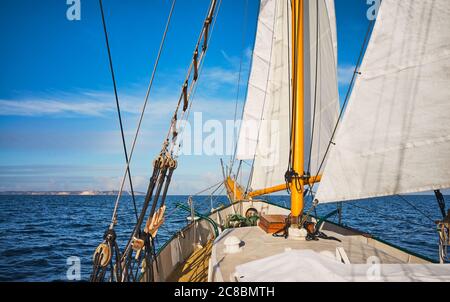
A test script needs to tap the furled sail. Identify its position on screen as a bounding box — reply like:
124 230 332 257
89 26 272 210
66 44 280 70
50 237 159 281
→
316 0 450 204
236 0 339 191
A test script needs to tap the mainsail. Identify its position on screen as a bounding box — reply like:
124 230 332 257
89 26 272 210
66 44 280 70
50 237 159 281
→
236 0 339 191
316 0 450 204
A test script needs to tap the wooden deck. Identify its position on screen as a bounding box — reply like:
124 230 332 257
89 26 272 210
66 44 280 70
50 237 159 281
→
155 200 434 282
210 226 428 282
167 241 213 282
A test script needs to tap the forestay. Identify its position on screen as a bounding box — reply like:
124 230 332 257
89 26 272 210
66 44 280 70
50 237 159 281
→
316 0 450 204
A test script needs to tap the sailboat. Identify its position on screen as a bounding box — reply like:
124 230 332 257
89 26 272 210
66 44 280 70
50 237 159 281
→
90 0 450 282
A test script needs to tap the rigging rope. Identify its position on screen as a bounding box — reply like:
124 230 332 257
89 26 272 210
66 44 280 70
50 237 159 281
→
310 18 377 202
346 202 432 228
245 0 278 194
299 17 377 225
306 0 321 175
395 194 435 223
109 0 177 229
193 181 223 196
196 182 225 212
229 0 249 175
303 1 436 234
285 0 309 196
118 0 222 280
165 0 220 146
289 0 300 172
171 0 223 159
92 0 177 283
99 0 138 222
286 0 293 178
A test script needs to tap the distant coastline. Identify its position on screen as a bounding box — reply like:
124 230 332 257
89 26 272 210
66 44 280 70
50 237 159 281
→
0 191 146 196
0 190 447 196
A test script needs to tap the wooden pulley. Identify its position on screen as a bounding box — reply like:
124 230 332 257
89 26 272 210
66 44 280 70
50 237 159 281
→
153 155 164 169
131 237 145 252
182 81 189 112
203 17 212 51
163 155 171 168
145 205 167 237
193 49 199 81
168 158 178 169
93 242 112 268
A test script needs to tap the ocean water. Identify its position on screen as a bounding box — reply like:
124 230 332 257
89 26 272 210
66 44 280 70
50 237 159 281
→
0 194 445 282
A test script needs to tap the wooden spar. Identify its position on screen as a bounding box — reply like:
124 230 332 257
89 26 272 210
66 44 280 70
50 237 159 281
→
248 175 322 198
249 184 288 198
290 0 305 222
225 177 245 202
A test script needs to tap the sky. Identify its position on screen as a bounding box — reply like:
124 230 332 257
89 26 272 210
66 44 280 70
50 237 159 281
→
0 0 373 194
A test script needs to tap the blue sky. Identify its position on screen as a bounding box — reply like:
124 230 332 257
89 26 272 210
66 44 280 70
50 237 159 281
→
0 0 372 193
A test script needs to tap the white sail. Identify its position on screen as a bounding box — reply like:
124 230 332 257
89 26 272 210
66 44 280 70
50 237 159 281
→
304 0 340 176
316 0 450 204
236 0 339 191
238 0 291 191
236 0 283 162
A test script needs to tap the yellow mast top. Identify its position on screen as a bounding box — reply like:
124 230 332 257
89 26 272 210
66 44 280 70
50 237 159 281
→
290 0 305 223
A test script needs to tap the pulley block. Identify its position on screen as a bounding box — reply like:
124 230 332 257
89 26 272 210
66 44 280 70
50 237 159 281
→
93 242 112 268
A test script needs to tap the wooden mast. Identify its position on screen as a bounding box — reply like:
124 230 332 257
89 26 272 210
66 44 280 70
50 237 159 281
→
230 0 320 207
290 0 304 223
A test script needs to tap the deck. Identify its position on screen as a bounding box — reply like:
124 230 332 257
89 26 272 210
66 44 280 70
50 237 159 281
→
209 226 428 282
155 200 440 282
167 241 213 282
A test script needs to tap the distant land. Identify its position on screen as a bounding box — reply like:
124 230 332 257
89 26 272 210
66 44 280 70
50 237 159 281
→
0 190 448 197
0 191 146 196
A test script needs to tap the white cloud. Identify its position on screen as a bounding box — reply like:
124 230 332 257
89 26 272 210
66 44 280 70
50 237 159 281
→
338 64 355 86
198 48 252 93
0 61 250 193
202 67 239 87
0 88 236 120
0 164 231 195
0 90 138 117
221 47 252 68
0 99 112 117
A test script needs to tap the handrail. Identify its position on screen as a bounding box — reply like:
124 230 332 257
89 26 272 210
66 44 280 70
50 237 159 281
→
175 202 220 238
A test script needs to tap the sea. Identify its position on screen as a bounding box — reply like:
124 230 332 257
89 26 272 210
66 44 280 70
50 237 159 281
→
0 194 445 281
